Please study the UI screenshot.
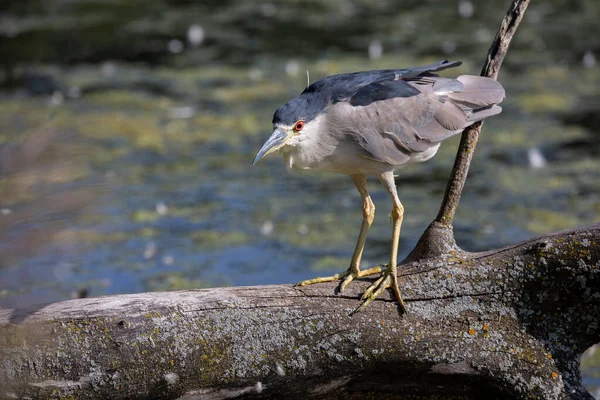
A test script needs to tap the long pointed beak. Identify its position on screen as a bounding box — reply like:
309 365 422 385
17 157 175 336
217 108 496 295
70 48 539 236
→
253 128 289 165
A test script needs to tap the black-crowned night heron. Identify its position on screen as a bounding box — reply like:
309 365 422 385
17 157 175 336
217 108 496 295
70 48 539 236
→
253 60 504 314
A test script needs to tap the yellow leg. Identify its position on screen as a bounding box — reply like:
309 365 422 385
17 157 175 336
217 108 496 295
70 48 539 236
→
355 171 407 314
297 175 383 288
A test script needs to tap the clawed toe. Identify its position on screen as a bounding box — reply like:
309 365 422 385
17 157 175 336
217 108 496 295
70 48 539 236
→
297 265 383 292
352 266 407 315
297 264 406 316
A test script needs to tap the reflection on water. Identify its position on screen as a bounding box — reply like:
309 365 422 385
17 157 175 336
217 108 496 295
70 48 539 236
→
1 1 600 394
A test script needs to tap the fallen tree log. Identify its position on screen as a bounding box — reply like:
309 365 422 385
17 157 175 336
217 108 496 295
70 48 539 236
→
1 223 599 399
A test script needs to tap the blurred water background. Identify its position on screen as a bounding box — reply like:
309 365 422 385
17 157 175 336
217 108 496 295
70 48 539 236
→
0 0 599 395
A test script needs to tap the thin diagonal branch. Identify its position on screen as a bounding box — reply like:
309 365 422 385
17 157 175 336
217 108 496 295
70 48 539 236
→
435 0 530 227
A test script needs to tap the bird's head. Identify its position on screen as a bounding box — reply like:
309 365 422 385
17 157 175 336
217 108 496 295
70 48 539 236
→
253 92 326 165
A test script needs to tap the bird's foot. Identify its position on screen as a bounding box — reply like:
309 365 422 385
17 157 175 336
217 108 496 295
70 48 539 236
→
352 265 407 315
297 265 383 291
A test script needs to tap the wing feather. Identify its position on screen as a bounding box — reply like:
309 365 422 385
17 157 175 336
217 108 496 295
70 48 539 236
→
433 101 469 131
349 80 421 106
316 61 504 167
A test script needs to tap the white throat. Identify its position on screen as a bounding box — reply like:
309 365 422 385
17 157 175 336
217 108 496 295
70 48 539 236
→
278 114 334 171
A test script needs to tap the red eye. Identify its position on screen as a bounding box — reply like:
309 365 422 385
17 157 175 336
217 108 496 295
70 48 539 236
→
294 121 305 131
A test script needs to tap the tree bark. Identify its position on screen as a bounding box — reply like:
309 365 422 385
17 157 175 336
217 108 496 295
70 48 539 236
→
1 223 599 400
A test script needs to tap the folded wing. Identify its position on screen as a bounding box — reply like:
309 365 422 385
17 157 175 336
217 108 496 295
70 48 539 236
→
330 66 505 166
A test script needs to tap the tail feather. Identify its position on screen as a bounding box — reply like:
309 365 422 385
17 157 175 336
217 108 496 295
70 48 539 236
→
420 77 504 143
467 104 503 122
450 75 505 108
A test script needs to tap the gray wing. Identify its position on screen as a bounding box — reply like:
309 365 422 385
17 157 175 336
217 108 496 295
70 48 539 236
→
328 75 505 166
